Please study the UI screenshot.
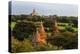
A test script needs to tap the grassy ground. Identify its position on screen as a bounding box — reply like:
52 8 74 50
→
57 23 68 26
11 22 16 30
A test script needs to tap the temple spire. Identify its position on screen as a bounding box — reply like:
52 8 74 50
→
32 21 46 47
31 9 37 16
52 19 59 35
38 21 46 44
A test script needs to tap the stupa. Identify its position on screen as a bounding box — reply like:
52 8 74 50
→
32 21 46 47
52 19 59 35
38 21 46 44
31 9 38 16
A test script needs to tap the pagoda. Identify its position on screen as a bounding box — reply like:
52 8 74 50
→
53 20 59 32
32 21 46 47
31 9 38 16
52 19 59 35
38 21 46 44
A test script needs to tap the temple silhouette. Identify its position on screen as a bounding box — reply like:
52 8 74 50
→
31 9 38 16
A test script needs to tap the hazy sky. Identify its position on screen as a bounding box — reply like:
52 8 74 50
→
11 1 78 16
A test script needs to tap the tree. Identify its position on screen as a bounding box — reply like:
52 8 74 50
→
32 16 44 22
11 36 34 53
47 36 67 49
72 20 78 28
12 22 36 41
43 19 53 28
65 23 75 32
63 33 78 49
11 15 17 22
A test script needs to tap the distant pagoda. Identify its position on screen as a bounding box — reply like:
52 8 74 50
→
53 20 59 32
52 18 59 35
31 9 38 16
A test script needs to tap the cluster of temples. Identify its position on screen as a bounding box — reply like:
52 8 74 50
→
31 9 59 47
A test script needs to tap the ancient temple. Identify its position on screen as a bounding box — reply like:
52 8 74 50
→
32 30 40 47
31 9 38 16
32 21 46 47
38 21 46 44
53 20 59 32
52 19 59 35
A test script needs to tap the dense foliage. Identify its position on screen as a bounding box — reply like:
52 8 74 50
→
10 15 78 52
12 22 36 41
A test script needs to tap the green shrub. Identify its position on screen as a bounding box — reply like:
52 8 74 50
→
59 29 66 32
12 22 36 41
11 37 34 53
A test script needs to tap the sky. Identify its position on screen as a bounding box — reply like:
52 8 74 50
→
11 1 78 16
